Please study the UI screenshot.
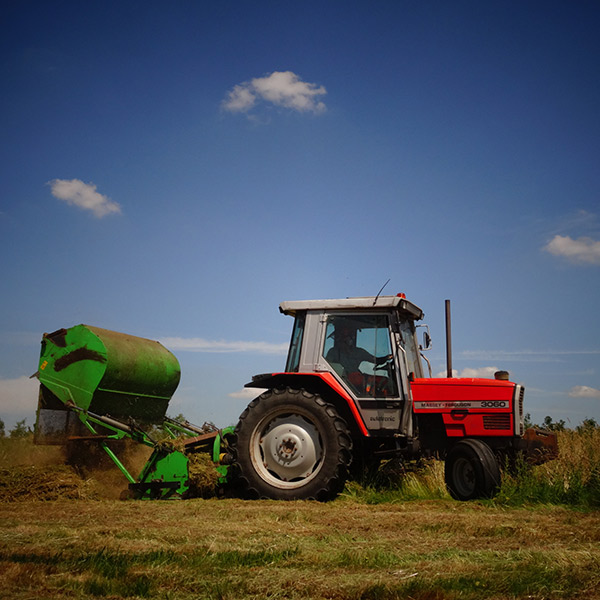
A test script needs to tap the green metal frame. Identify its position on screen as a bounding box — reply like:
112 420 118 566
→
155 417 235 486
34 323 233 500
66 405 233 499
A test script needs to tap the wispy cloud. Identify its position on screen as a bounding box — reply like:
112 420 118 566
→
461 349 600 363
569 385 600 399
547 209 599 237
0 376 39 423
48 178 121 218
543 234 600 265
160 337 288 355
228 388 267 399
435 366 500 378
222 71 327 116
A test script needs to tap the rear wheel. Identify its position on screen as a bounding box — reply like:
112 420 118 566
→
233 388 352 500
445 439 501 500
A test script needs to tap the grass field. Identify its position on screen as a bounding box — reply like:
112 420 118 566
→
1 428 599 599
1 496 599 600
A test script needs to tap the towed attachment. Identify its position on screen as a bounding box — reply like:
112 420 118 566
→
36 324 180 427
34 324 232 499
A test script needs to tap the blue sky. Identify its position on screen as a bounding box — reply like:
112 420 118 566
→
1 1 599 431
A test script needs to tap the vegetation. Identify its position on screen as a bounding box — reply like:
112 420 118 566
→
1 417 599 507
495 425 600 507
9 418 32 438
0 419 599 598
0 417 32 439
1 494 599 599
343 420 600 509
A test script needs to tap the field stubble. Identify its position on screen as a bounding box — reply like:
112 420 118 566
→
0 429 599 599
1 497 599 600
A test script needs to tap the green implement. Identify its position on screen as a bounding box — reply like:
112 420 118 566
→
36 325 180 422
34 325 233 499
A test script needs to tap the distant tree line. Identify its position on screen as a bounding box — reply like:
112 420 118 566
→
0 418 32 439
1 414 598 440
525 413 598 433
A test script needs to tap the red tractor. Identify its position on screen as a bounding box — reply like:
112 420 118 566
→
232 294 556 501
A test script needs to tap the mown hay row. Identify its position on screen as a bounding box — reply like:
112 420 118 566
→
0 465 97 502
185 452 221 498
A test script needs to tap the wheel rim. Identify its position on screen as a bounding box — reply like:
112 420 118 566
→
250 410 324 490
451 456 476 498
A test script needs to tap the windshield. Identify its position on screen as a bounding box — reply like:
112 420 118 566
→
285 312 305 372
398 318 423 378
322 314 399 398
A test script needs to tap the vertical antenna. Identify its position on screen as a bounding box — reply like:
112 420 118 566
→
373 278 391 305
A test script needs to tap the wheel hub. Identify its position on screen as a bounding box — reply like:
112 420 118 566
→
277 436 299 460
258 415 323 482
453 457 476 495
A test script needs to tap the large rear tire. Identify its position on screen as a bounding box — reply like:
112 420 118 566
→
233 388 352 500
445 439 501 500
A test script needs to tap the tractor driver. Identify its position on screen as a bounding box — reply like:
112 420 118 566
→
325 320 392 377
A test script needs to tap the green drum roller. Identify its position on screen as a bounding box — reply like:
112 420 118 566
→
36 325 180 427
33 325 234 500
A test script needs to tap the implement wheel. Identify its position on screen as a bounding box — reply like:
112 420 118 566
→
445 439 501 500
233 388 352 500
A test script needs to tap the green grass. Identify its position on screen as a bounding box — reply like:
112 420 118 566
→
495 428 600 508
2 546 301 598
343 458 450 504
1 498 599 599
342 427 600 508
3 424 599 507
1 427 600 598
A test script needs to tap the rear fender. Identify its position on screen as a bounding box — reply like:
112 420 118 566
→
246 372 369 437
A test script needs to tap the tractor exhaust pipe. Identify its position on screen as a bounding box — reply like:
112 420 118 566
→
445 299 453 378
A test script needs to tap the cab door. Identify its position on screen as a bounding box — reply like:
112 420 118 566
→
320 312 409 434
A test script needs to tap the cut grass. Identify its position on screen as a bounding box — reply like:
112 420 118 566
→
1 428 599 598
1 498 599 599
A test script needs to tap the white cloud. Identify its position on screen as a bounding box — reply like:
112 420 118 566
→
435 366 501 378
223 84 257 112
222 71 327 115
0 376 39 426
461 349 600 363
48 178 121 218
543 235 600 265
569 385 600 399
457 366 502 378
228 388 267 399
160 337 288 355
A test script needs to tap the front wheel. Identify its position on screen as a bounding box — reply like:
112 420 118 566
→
445 439 501 500
233 388 352 500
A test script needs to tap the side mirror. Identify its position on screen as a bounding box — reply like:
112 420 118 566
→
423 331 432 350
417 325 432 351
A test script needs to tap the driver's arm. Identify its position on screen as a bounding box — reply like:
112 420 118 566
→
374 354 393 368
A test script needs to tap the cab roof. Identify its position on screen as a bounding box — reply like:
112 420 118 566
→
279 295 424 320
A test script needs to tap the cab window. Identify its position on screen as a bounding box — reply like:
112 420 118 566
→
285 312 305 373
398 319 423 378
322 314 399 398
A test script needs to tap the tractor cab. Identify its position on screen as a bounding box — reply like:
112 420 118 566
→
277 294 427 438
